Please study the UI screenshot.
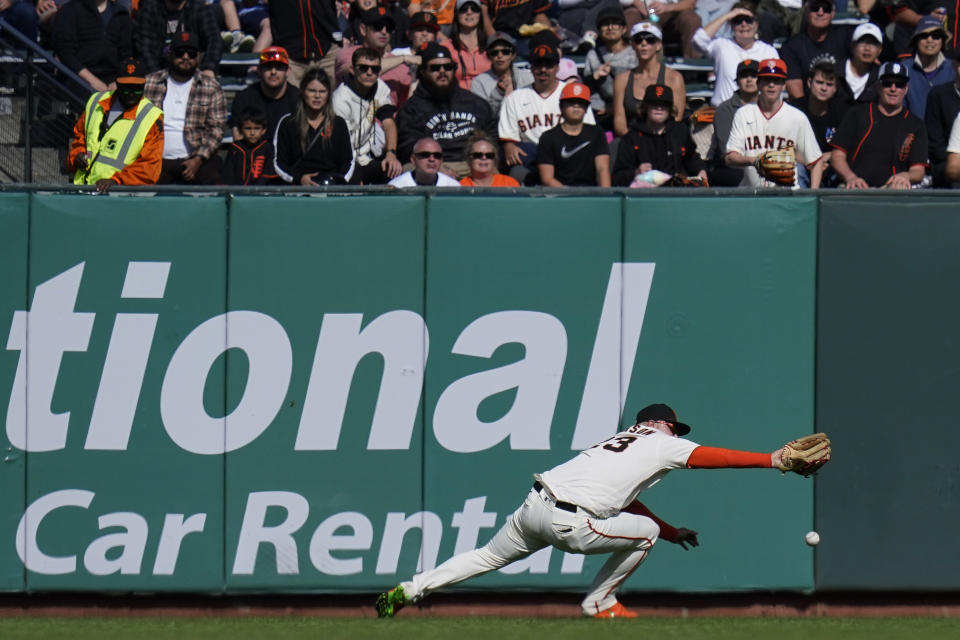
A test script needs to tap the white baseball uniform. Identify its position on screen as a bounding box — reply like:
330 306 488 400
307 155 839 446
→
398 424 699 616
499 82 597 145
726 101 823 187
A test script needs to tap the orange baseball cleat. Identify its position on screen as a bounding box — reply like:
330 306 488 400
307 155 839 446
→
592 602 639 618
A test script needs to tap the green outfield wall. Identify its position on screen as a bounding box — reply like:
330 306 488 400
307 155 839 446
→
0 190 953 594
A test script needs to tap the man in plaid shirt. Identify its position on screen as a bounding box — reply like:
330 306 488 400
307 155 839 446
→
144 31 227 185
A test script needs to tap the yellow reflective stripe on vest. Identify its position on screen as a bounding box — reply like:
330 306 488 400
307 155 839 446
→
97 103 162 170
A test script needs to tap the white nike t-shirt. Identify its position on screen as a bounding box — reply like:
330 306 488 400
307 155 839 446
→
538 426 699 518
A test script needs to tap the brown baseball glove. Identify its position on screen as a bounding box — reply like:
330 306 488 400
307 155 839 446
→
755 148 796 186
776 433 831 477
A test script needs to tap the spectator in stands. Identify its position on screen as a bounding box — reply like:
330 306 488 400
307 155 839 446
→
633 0 702 59
481 0 551 58
235 0 272 53
444 0 490 90
613 83 706 185
612 22 686 136
53 0 134 92
556 0 630 54
583 6 637 127
0 0 38 43
274 68 355 184
336 7 416 106
333 46 403 184
836 23 883 106
396 42 497 177
220 106 277 184
144 31 227 184
790 55 845 169
889 3 954 57
780 0 851 100
216 0 257 54
345 0 409 49
693 1 779 106
905 16 954 119
708 58 759 185
946 113 960 183
755 0 802 44
269 0 339 88
68 58 163 193
389 136 463 186
726 58 825 187
925 49 960 187
392 11 439 56
134 0 223 77
470 32 533 115
537 82 611 186
459 129 520 185
830 61 928 188
230 46 300 142
499 31 597 183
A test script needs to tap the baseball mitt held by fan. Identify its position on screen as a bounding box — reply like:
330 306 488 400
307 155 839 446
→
755 148 796 185
776 433 831 477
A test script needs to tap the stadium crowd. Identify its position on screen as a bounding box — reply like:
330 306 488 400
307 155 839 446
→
6 0 960 188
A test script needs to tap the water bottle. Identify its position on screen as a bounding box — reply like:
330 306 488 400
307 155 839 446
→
645 0 660 23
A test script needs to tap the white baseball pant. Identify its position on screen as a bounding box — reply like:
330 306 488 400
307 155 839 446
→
399 485 660 615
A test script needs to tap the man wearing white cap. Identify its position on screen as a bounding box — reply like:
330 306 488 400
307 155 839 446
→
839 23 883 105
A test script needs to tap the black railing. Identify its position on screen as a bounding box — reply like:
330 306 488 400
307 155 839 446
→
0 17 92 183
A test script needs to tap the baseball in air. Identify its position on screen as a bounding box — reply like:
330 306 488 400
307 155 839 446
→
804 531 820 546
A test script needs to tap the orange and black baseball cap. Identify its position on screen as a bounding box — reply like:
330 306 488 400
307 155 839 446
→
116 58 146 85
636 404 691 436
643 83 674 106
560 82 591 103
409 11 440 32
259 46 290 66
757 58 788 79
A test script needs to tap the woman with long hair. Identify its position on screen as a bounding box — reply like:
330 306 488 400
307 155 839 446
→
459 130 520 186
443 0 490 90
274 69 355 185
692 1 778 106
611 22 686 136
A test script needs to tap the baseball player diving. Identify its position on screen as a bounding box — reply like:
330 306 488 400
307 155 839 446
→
377 403 831 618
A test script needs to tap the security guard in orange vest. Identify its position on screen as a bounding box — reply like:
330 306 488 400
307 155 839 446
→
68 58 164 193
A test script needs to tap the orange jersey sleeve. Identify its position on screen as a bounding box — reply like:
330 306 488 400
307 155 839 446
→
686 446 772 469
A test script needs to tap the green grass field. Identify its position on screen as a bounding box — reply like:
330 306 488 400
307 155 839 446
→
0 616 958 640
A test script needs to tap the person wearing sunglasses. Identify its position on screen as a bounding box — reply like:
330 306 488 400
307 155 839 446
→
924 48 960 187
612 22 685 136
459 130 520 186
68 58 163 193
470 32 534 115
890 3 956 56
389 137 463 187
143 31 227 185
499 31 597 183
693 1 779 106
582 7 637 128
333 47 404 184
441 0 492 90
830 61 928 189
836 22 883 107
133 0 222 77
230 46 300 143
336 7 417 107
905 16 955 118
779 0 850 101
726 58 825 187
396 42 497 177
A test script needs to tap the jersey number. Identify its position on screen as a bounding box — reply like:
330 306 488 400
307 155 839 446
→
598 435 637 453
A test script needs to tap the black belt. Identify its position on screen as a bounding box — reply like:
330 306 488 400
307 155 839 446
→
533 481 578 513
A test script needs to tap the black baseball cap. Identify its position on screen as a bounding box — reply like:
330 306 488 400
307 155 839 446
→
418 41 454 64
736 59 760 76
635 403 691 436
597 6 627 26
359 6 395 26
170 30 200 53
528 31 561 63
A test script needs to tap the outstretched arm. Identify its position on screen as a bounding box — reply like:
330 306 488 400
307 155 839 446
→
686 446 779 469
